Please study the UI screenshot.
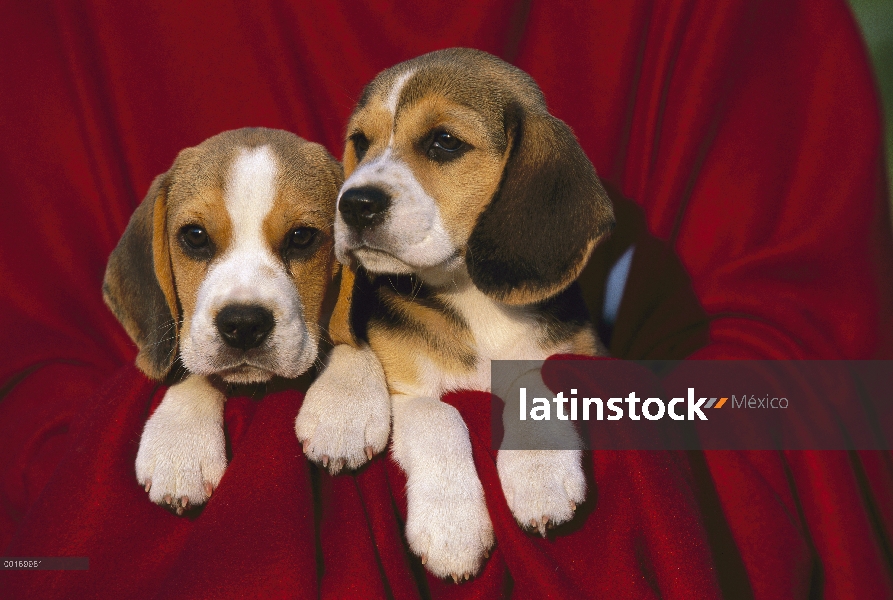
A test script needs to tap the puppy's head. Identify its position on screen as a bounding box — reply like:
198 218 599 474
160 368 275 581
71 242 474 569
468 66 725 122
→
103 128 342 383
335 48 614 305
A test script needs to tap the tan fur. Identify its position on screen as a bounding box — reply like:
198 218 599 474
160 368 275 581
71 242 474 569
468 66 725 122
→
328 265 357 347
342 105 393 174
398 97 508 248
368 329 424 395
567 327 602 356
369 286 478 392
162 185 230 329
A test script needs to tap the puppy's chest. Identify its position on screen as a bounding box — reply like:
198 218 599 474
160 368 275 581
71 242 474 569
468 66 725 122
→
445 286 548 362
368 280 570 397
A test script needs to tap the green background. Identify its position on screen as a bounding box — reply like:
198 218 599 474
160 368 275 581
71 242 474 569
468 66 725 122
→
849 0 893 212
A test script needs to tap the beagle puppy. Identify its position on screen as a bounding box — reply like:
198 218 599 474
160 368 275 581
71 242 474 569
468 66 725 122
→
104 128 342 513
296 49 614 580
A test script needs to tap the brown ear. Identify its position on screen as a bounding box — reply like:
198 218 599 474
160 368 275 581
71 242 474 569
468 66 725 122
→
326 262 363 348
103 173 179 379
466 102 615 305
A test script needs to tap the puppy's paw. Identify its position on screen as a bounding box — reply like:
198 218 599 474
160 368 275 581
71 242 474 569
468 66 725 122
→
497 449 585 536
135 376 226 513
296 344 390 474
405 487 495 582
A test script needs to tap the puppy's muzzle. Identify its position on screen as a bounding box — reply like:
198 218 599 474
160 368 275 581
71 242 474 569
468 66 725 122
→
339 185 391 230
215 304 275 351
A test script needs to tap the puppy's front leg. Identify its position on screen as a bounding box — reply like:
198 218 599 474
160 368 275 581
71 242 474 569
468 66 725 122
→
135 375 227 513
496 369 585 535
296 344 391 474
392 395 494 582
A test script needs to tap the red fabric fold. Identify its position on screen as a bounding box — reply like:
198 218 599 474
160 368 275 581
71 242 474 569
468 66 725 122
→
542 355 893 598
2 367 320 599
1 370 723 599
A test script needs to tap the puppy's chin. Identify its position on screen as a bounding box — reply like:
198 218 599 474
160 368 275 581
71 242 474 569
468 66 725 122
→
216 365 275 385
351 247 415 274
349 246 465 282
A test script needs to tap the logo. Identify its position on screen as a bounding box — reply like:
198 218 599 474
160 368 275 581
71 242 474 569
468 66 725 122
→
517 389 788 421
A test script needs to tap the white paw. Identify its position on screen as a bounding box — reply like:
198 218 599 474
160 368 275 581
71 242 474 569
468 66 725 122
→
135 376 226 513
295 344 391 474
497 449 586 535
405 485 495 582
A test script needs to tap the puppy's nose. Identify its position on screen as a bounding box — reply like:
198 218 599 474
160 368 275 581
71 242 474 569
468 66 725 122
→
216 304 275 350
339 186 391 230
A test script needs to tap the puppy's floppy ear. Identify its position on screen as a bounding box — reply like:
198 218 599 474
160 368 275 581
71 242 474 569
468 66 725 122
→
466 102 615 305
327 263 363 348
103 172 179 379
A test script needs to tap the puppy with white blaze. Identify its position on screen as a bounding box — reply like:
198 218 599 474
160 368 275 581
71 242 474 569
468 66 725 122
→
104 128 342 513
295 48 614 581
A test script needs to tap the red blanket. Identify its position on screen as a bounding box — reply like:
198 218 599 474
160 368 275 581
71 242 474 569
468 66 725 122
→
1 1 891 598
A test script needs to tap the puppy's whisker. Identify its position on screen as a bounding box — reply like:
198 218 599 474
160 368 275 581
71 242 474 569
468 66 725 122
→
464 245 481 275
151 320 177 332
408 275 423 303
305 322 327 338
145 335 177 349
331 79 364 107
308 324 332 342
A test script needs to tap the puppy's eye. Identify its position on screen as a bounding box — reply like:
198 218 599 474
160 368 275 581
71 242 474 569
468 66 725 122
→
283 227 319 259
288 227 318 249
350 133 370 162
179 224 213 258
183 226 208 248
427 130 468 161
433 132 462 151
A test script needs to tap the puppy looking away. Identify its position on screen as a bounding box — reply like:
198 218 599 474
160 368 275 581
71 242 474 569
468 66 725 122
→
104 128 342 513
295 49 614 579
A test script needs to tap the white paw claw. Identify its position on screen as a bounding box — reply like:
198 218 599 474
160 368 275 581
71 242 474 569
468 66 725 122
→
135 378 226 511
295 345 391 474
405 493 495 581
498 449 586 533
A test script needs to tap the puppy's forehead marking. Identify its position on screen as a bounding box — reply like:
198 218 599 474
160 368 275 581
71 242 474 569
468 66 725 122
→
225 145 279 246
385 69 416 117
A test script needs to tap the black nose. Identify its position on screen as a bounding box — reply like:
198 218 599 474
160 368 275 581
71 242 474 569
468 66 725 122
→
339 186 391 230
215 304 275 350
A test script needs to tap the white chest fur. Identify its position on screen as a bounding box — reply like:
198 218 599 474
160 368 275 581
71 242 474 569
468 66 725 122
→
406 282 571 398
